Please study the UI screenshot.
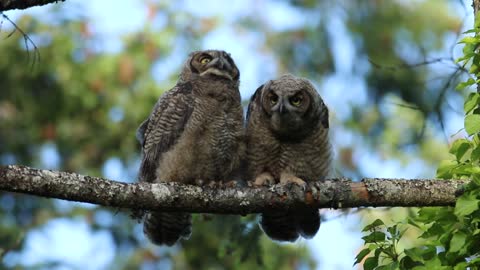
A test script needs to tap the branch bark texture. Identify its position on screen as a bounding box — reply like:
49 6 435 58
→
0 165 467 214
0 0 64 12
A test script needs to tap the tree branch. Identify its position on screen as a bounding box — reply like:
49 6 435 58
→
0 0 64 12
0 165 467 214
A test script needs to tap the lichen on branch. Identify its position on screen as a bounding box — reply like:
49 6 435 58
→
0 165 467 213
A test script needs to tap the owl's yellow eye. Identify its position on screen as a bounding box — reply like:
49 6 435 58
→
269 94 279 105
200 57 211 64
290 95 303 106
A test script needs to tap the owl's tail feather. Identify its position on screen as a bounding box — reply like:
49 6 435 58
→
260 212 299 242
295 208 321 239
143 211 192 246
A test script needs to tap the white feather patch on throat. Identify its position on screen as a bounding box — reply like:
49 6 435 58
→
200 68 233 80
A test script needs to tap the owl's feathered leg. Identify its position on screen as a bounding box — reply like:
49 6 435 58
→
295 208 321 239
253 171 298 241
280 172 320 239
143 211 192 246
260 211 299 242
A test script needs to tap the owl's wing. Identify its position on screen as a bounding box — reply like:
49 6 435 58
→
137 82 194 182
246 84 264 123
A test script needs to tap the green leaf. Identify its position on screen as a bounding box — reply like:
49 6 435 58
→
465 114 480 136
401 256 423 269
471 63 480 74
417 207 456 223
387 225 399 238
421 245 437 260
376 262 399 270
362 219 385 232
417 207 438 221
412 256 450 270
420 223 445 239
404 247 436 268
449 139 472 161
453 163 480 175
362 231 386 243
463 29 478 34
454 262 468 270
404 247 423 262
462 43 477 58
449 231 467 253
456 78 475 91
436 160 458 179
364 257 379 270
464 92 480 114
473 174 480 186
354 248 371 265
454 193 479 217
467 255 480 266
456 52 475 63
471 146 480 162
458 36 480 44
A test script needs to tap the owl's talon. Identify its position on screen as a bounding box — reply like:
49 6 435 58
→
253 172 275 187
280 173 307 190
224 180 243 188
195 179 206 186
207 181 219 188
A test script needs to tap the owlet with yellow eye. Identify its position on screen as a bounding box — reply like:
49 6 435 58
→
245 74 332 242
137 50 244 246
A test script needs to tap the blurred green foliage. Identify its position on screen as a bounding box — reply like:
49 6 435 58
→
0 0 469 269
356 14 480 269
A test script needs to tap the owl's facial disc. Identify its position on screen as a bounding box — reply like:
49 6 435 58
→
195 51 239 81
266 89 311 135
269 90 309 115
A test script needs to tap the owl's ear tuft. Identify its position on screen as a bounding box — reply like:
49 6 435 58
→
253 84 264 97
246 84 265 122
251 84 265 105
321 106 329 129
189 55 199 74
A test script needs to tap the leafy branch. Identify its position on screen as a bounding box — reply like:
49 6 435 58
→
355 14 480 270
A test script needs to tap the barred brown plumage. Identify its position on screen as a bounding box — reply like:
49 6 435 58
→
245 74 332 242
137 50 244 246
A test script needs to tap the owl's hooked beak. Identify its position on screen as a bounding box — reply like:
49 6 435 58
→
278 100 287 114
272 97 288 115
200 57 235 81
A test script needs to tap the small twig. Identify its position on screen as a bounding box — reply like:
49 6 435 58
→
1 12 40 69
384 101 420 111
368 57 453 71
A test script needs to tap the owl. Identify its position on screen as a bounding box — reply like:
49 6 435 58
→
136 50 244 246
245 74 332 242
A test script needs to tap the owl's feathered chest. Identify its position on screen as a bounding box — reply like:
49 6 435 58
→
192 78 239 102
189 89 242 149
160 82 243 181
247 118 331 181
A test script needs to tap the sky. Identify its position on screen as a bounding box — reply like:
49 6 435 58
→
2 0 471 269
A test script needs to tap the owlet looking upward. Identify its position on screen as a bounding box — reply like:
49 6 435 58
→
137 50 244 246
246 74 332 242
